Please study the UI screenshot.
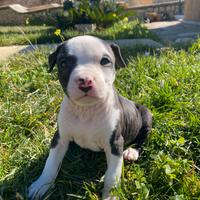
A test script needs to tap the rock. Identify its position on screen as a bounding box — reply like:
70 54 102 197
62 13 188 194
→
177 32 199 38
175 37 194 43
112 39 163 48
75 24 96 32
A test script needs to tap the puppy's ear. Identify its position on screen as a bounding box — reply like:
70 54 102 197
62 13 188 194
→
48 43 63 72
110 43 126 68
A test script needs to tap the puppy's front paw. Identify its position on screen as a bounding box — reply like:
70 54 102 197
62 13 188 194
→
28 177 52 200
123 148 139 161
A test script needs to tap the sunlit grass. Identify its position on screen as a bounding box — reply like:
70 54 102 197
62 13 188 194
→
0 40 199 199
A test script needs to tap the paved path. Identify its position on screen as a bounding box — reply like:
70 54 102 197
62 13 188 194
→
0 39 162 62
145 20 200 43
0 45 27 62
1 19 200 62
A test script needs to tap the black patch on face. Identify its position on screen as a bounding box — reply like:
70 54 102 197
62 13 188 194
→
51 130 60 148
57 46 77 95
114 92 152 148
110 127 124 156
48 43 77 96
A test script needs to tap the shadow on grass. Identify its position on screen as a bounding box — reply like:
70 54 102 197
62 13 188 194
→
0 142 106 200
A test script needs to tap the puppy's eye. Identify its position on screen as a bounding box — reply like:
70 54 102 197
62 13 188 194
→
60 61 67 68
60 60 67 69
59 55 77 69
100 57 111 66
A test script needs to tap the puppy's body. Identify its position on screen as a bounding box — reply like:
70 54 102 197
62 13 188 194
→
58 90 119 152
28 36 152 200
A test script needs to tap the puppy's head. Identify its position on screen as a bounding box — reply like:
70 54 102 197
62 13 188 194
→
49 35 125 106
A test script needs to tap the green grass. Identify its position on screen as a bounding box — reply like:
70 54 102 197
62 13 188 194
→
0 41 200 200
0 20 158 46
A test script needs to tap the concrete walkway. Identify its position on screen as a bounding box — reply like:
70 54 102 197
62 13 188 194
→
0 45 27 62
145 19 200 43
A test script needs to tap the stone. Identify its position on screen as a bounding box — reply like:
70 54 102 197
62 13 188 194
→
166 5 172 12
175 37 194 44
177 32 200 38
74 24 96 32
159 6 166 12
147 7 154 12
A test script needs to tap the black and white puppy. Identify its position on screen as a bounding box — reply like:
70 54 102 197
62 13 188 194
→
28 35 152 200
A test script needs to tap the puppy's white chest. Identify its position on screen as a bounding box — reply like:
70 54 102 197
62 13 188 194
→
58 100 120 151
69 117 110 151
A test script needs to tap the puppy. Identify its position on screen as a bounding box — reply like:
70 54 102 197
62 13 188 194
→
28 35 152 200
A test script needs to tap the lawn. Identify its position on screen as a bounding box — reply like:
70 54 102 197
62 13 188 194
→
0 40 200 200
0 20 158 46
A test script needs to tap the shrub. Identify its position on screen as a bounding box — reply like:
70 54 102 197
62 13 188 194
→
56 0 134 29
91 19 158 40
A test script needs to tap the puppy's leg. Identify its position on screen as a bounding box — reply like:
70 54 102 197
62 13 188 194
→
28 131 69 200
123 125 151 162
134 104 152 149
102 131 124 200
123 104 152 162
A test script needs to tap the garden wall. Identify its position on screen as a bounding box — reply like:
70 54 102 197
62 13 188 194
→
0 0 62 7
127 1 184 20
0 4 62 25
0 1 184 26
128 0 154 6
184 0 200 21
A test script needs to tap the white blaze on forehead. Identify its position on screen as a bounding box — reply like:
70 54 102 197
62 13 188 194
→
67 35 114 64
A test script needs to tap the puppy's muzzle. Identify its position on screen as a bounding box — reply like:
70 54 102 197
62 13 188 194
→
77 77 93 93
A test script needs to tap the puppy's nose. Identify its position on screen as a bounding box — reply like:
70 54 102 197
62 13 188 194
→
77 78 93 93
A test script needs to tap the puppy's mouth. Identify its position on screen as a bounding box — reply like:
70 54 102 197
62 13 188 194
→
78 93 101 100
71 93 104 106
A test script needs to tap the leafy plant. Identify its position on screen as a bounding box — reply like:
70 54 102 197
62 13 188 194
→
56 0 134 29
189 38 200 54
92 19 158 40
